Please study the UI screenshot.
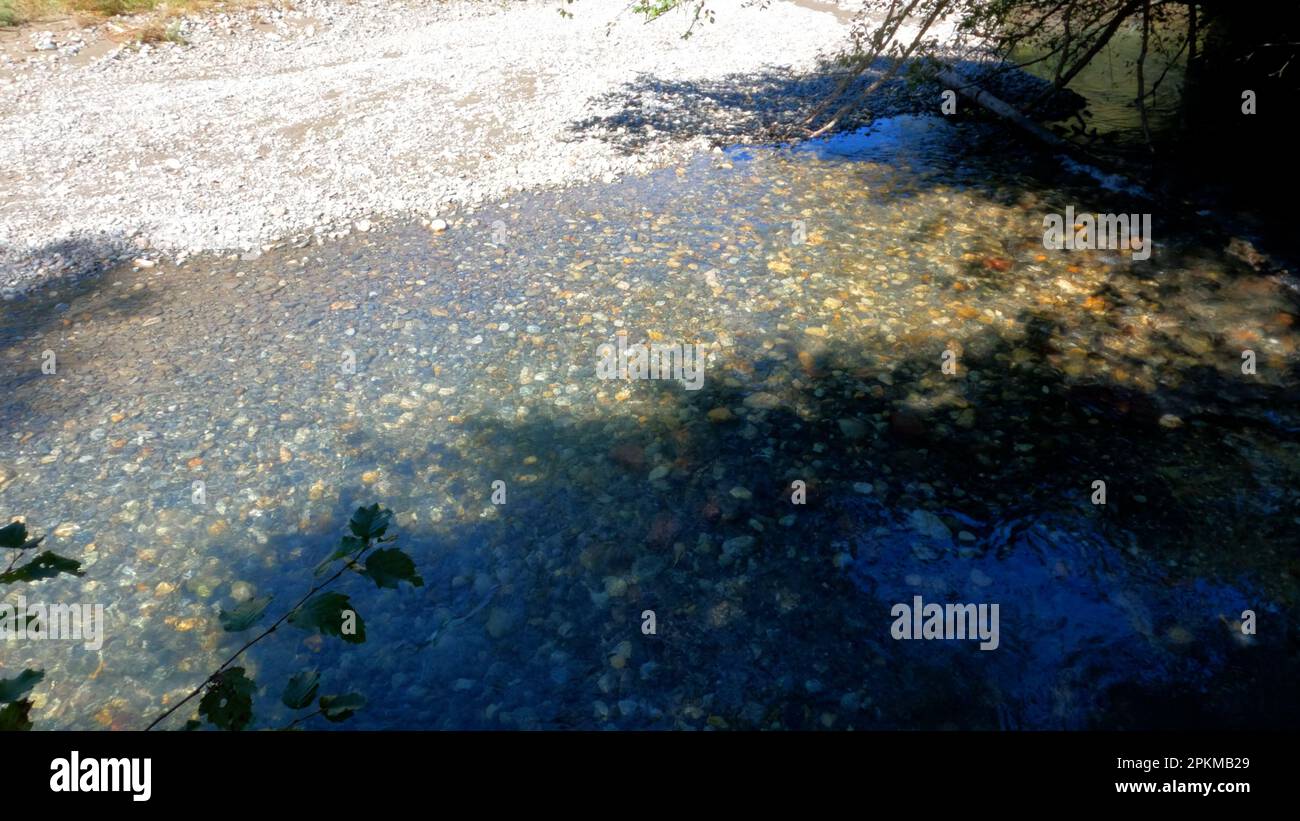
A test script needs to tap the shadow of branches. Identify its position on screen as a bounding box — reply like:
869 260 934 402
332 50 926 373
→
566 57 1086 153
193 310 1300 731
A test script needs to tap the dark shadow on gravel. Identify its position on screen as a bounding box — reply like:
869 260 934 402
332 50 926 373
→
1 232 134 294
566 57 1086 153
0 238 157 434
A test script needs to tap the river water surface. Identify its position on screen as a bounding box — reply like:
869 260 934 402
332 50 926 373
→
2 115 1298 729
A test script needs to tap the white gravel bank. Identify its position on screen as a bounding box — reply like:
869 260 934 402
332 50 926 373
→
0 0 851 290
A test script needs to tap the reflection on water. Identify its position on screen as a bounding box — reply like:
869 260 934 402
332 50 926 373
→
2 116 1297 730
1014 23 1187 143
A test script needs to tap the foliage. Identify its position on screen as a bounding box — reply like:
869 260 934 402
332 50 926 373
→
0 668 44 702
1 519 83 584
0 550 85 584
198 667 256 732
134 18 189 45
632 0 714 37
148 504 421 731
611 0 1297 158
0 699 35 731
0 0 60 27
280 670 320 710
0 668 44 728
287 591 367 644
2 506 414 731
0 0 247 33
218 595 273 632
0 522 24 546
319 692 366 723
0 520 84 731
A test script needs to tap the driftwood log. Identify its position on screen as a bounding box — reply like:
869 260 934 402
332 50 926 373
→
933 66 1079 154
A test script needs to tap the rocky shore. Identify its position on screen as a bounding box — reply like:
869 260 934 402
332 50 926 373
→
1 0 855 290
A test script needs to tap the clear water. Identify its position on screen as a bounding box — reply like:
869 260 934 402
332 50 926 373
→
1014 22 1187 144
3 116 1297 730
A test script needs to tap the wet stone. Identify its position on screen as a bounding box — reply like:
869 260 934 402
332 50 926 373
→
3 115 1296 731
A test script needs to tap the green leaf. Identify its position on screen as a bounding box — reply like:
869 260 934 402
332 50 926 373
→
287 592 366 644
281 670 320 710
199 667 256 731
0 699 33 731
219 596 273 632
314 536 364 577
0 521 27 549
319 693 366 723
183 720 202 731
348 504 392 541
0 551 83 585
361 548 423 589
0 668 43 703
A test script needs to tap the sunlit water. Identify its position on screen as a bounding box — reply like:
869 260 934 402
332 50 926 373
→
3 115 1298 729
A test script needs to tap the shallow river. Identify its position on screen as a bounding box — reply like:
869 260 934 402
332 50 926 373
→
2 116 1298 729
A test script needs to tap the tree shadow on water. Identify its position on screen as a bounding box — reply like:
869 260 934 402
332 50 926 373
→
195 309 1300 731
0 236 159 453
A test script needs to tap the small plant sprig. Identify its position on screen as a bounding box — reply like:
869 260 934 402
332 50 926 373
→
147 504 422 731
0 519 84 731
0 519 83 585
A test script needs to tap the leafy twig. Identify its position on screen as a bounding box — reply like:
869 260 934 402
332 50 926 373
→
146 504 420 731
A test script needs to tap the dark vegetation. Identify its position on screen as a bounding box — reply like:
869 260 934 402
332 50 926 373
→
4 506 422 730
632 1 1300 257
